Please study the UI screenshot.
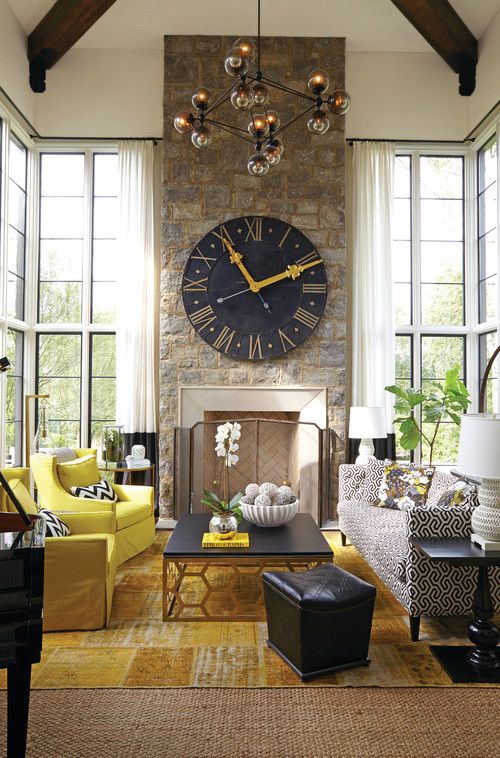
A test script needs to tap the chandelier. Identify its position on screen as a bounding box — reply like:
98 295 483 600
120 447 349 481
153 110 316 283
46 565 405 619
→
173 0 351 176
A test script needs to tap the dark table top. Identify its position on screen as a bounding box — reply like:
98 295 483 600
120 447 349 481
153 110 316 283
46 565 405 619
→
164 513 333 559
411 537 500 566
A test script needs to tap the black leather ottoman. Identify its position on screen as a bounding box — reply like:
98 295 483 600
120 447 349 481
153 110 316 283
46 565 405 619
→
262 563 376 681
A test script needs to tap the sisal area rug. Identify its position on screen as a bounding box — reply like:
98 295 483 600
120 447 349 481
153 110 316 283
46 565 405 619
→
1 687 499 758
4 532 499 689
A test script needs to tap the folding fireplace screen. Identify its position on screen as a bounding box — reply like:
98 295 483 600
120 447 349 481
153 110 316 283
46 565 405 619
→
174 411 332 525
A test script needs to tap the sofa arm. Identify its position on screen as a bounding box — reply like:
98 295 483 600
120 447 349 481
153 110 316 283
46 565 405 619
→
113 484 154 514
339 464 367 502
406 505 474 539
58 510 116 535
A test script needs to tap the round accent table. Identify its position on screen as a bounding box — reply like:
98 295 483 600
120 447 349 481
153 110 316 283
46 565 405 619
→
99 464 156 502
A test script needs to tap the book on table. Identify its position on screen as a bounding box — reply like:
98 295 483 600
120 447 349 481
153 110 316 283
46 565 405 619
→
202 533 250 548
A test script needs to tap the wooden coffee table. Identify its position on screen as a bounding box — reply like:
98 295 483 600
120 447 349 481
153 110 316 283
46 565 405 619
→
163 513 333 621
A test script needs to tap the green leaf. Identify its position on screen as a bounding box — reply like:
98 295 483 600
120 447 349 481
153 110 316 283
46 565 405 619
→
400 418 416 433
229 492 243 508
385 384 407 399
400 425 421 450
447 411 462 425
202 489 221 504
232 506 243 524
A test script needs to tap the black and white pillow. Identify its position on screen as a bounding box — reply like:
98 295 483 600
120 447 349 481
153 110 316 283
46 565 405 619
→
38 508 71 537
70 479 117 502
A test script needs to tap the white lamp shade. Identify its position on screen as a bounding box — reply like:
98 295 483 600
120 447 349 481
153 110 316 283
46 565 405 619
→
457 414 500 480
349 406 386 439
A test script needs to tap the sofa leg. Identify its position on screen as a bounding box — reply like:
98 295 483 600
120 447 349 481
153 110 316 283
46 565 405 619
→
409 615 421 642
340 531 347 547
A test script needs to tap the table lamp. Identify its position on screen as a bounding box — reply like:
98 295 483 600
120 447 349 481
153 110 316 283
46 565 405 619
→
349 406 386 465
457 413 500 550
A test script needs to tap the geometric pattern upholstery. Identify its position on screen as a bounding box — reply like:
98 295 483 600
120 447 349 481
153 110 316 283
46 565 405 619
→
38 508 71 537
338 463 500 618
71 479 117 501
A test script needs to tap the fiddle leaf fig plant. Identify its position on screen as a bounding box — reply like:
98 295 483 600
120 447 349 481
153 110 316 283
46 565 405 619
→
385 364 470 466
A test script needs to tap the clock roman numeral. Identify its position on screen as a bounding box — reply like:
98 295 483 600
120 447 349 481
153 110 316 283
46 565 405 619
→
278 329 296 352
190 304 217 332
245 216 262 241
248 334 263 360
296 251 320 266
183 276 208 292
213 325 236 353
278 225 292 247
294 307 319 329
212 225 234 250
303 283 326 293
192 247 217 269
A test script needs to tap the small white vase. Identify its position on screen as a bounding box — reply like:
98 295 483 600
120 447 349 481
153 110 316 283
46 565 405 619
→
471 478 500 542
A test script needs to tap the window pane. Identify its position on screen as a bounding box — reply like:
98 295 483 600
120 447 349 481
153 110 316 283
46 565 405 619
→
421 336 464 380
393 199 411 240
40 240 83 280
37 333 82 447
93 240 118 280
479 230 497 281
394 155 411 198
38 334 81 378
94 154 118 196
421 241 462 283
41 154 84 196
90 334 116 457
5 330 24 467
39 282 82 322
395 335 412 379
40 197 84 238
420 156 463 199
8 181 26 233
93 197 118 239
421 283 463 326
92 334 116 376
392 241 411 282
9 137 27 189
479 276 497 323
420 199 463 241
92 283 117 324
421 422 460 465
479 331 498 413
393 282 411 325
479 184 497 237
479 138 497 192
8 228 25 277
7 274 24 321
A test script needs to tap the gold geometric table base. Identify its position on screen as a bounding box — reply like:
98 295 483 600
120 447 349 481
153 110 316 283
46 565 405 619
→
162 556 333 622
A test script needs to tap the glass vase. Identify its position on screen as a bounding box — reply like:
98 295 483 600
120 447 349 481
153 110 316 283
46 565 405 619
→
209 512 238 540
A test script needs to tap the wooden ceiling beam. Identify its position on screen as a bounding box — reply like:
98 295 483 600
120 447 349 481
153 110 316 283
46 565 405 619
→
390 0 478 95
28 0 118 92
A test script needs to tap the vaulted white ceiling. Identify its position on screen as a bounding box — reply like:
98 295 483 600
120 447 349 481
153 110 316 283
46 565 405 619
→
6 0 500 52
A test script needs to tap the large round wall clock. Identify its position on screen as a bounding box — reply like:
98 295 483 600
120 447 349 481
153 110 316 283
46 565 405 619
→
182 215 327 361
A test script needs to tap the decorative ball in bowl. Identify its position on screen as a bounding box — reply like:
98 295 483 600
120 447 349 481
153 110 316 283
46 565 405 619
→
240 483 299 527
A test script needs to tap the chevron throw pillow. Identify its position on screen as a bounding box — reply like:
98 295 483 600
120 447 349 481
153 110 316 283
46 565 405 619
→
71 479 117 502
38 508 70 537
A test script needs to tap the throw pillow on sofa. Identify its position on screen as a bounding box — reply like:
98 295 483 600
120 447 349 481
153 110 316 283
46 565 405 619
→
437 480 479 508
57 454 100 493
71 479 117 502
38 508 71 537
375 461 435 510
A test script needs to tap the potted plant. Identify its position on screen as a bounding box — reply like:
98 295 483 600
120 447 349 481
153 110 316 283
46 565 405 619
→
385 364 470 466
202 421 243 539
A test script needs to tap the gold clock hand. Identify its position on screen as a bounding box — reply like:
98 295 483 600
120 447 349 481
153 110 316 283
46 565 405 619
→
222 238 259 292
254 259 322 291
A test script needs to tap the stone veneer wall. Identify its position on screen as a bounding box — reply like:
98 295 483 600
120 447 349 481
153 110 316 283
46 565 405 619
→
161 35 346 519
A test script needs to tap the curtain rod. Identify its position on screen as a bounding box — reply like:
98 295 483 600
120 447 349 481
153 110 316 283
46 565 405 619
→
347 137 474 145
31 136 162 143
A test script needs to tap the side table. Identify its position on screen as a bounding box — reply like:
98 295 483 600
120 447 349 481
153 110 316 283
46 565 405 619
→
411 537 500 683
99 464 156 501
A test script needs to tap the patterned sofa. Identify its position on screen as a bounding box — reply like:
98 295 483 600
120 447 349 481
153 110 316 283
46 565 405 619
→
338 463 500 641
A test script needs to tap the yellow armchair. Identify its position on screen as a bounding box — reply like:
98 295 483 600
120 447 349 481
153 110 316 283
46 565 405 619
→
0 468 117 631
30 450 155 565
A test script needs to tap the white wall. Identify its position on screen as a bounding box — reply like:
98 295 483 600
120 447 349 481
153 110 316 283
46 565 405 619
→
0 0 34 125
469 9 500 132
34 49 163 137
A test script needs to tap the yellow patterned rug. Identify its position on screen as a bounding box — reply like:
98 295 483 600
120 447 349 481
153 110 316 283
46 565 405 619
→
8 532 500 689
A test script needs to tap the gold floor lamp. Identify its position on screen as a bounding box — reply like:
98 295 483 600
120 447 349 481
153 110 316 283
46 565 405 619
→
24 394 50 469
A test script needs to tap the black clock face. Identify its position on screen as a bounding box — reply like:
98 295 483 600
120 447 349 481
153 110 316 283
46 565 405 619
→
182 216 327 361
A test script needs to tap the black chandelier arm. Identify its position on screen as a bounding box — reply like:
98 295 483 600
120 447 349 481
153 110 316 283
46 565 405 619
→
204 81 239 116
204 118 255 143
257 0 261 73
271 102 317 140
258 75 317 103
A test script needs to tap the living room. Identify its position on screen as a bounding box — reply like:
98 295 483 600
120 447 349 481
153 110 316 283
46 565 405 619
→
0 1 499 756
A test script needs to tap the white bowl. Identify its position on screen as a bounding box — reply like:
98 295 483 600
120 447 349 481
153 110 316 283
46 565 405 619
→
241 499 299 527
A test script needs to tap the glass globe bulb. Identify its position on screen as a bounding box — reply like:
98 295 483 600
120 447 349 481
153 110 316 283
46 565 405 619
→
224 49 249 77
248 153 270 177
248 114 270 139
252 82 270 106
231 82 255 110
268 137 284 156
191 124 212 148
173 111 194 134
233 37 256 62
263 143 281 166
307 68 330 94
265 110 281 130
328 89 351 115
191 88 212 110
307 110 330 134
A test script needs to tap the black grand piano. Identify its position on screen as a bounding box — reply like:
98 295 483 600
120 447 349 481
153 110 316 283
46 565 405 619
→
0 471 44 758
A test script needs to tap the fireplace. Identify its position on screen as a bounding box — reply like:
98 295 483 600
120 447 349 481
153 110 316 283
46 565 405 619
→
173 387 333 525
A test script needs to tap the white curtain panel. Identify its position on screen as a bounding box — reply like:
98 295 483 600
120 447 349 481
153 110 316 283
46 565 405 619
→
116 140 157 434
351 141 395 432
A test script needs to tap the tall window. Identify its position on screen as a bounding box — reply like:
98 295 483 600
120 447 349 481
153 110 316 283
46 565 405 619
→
5 329 24 465
36 151 117 449
7 135 27 322
478 137 497 324
392 152 466 465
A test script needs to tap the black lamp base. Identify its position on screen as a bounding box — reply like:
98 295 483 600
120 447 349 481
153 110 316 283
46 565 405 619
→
430 645 500 683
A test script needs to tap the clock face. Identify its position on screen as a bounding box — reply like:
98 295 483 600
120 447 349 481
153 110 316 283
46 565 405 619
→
182 215 327 361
